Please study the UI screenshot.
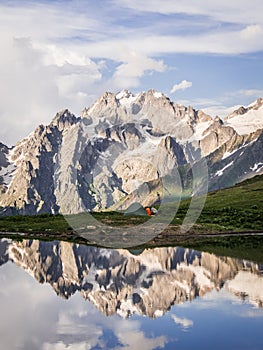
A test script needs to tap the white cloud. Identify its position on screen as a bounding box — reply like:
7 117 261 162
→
115 0 263 26
114 330 166 350
170 80 192 93
239 89 263 97
111 54 166 89
0 36 103 146
171 314 193 329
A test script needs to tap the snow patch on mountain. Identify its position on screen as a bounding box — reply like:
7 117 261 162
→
222 149 238 160
0 161 16 186
187 120 213 142
170 279 191 295
224 104 263 135
221 138 258 160
250 162 263 172
117 298 139 318
116 90 138 108
225 270 263 307
82 263 101 292
153 91 164 99
215 161 234 177
179 263 214 290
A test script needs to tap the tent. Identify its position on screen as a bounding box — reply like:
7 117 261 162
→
124 202 148 216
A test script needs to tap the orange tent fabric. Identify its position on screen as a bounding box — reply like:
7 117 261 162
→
145 207 151 216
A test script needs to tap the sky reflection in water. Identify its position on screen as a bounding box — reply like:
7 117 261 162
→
0 238 263 350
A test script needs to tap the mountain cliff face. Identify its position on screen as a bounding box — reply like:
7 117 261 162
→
0 90 262 215
1 238 263 317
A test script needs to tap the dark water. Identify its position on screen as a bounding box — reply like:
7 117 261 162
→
0 238 263 350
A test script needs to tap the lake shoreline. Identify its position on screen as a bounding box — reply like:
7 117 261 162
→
0 227 262 246
1 227 263 263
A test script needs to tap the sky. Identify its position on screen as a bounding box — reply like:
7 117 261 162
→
0 0 263 146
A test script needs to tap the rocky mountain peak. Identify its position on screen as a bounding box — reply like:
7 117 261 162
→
115 89 134 100
227 97 263 120
232 106 248 117
80 91 212 141
223 97 263 136
253 97 263 110
50 109 80 131
142 89 174 109
196 110 212 123
97 91 117 108
214 116 224 125
200 117 237 156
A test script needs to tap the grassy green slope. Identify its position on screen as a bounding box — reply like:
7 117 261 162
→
195 174 263 232
0 174 262 234
202 174 263 210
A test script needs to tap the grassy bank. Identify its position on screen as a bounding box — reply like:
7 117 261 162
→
0 174 262 240
172 174 263 232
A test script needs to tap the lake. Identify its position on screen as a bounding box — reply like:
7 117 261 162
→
0 237 263 349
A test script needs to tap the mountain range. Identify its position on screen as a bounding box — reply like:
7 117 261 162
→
1 238 262 317
0 90 262 215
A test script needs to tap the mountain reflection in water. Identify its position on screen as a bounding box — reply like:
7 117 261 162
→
0 238 263 350
1 238 263 315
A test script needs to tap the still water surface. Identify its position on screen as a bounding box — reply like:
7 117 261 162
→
0 238 263 349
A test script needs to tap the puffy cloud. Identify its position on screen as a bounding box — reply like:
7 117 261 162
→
171 314 194 329
0 36 102 146
111 54 166 89
113 330 166 350
170 80 192 93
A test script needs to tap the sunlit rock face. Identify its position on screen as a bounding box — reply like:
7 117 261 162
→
2 239 263 317
0 91 262 214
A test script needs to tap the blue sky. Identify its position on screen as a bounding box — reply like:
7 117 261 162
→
1 0 263 145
